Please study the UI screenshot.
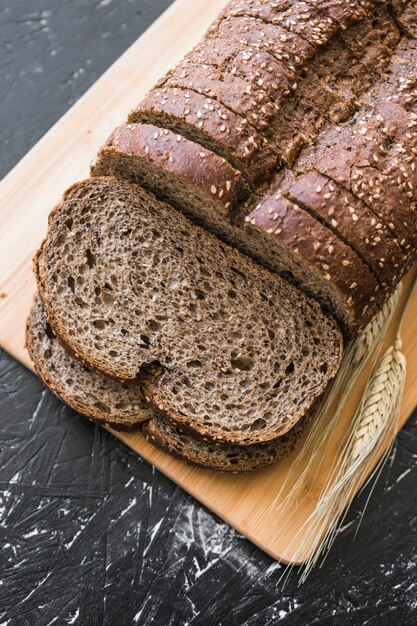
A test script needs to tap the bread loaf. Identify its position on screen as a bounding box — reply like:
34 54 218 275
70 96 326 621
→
115 3 417 333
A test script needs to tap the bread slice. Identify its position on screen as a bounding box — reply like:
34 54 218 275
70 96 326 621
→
225 0 370 36
35 177 343 446
296 98 417 257
130 86 280 186
26 293 151 429
244 195 382 332
279 170 407 293
26 295 307 471
27 292 308 471
91 122 250 222
143 414 306 472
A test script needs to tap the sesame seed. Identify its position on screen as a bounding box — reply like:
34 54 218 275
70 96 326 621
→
211 185 217 195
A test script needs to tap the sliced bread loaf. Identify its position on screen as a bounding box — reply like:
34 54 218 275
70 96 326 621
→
34 177 343 446
91 124 379 334
26 293 151 429
143 414 306 472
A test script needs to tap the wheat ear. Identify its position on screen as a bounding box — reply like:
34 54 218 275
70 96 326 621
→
291 276 417 583
297 340 406 582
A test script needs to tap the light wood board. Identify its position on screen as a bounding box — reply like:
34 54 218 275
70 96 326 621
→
1 0 417 565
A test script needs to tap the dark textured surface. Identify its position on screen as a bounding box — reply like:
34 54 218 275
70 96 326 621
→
1 1 417 624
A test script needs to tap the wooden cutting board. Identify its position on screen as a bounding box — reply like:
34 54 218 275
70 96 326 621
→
1 0 417 565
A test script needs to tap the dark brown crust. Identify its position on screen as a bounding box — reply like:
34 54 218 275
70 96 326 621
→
245 194 381 330
225 0 342 44
280 170 408 291
91 123 250 216
130 86 281 185
207 14 316 69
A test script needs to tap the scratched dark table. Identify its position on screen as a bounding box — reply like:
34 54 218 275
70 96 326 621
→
1 2 417 624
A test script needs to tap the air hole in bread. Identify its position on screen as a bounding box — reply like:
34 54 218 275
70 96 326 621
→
187 359 202 368
75 296 88 309
67 276 75 292
92 320 107 330
320 362 328 374
250 418 267 431
140 334 150 347
231 356 254 371
85 249 96 269
94 401 111 413
285 362 295 375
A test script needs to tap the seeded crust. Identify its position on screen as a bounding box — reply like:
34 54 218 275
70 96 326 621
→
296 103 417 256
143 413 306 472
91 123 249 219
35 177 343 446
279 170 407 293
130 86 281 186
339 5 401 79
207 14 316 70
245 195 381 332
225 0 341 44
26 293 152 429
391 0 417 37
157 60 324 166
171 39 298 107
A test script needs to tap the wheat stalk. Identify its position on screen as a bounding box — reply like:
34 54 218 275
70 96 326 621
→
283 274 417 584
297 339 406 582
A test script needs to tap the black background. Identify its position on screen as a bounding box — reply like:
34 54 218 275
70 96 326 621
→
1 2 417 624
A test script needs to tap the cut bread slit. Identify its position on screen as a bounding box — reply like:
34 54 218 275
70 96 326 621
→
130 107 255 188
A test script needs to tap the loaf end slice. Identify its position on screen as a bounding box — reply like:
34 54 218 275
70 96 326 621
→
26 293 152 429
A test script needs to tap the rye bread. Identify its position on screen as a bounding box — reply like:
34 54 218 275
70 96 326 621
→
207 14 315 70
26 293 151 429
143 413 306 472
157 59 323 166
295 98 417 256
390 0 417 37
225 0 342 45
339 4 401 80
130 86 280 186
244 194 381 332
91 123 249 220
34 177 343 446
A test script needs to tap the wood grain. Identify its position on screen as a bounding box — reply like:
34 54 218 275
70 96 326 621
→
1 0 416 565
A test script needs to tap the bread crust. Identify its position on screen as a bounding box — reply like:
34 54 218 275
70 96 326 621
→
92 123 250 216
245 194 381 331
